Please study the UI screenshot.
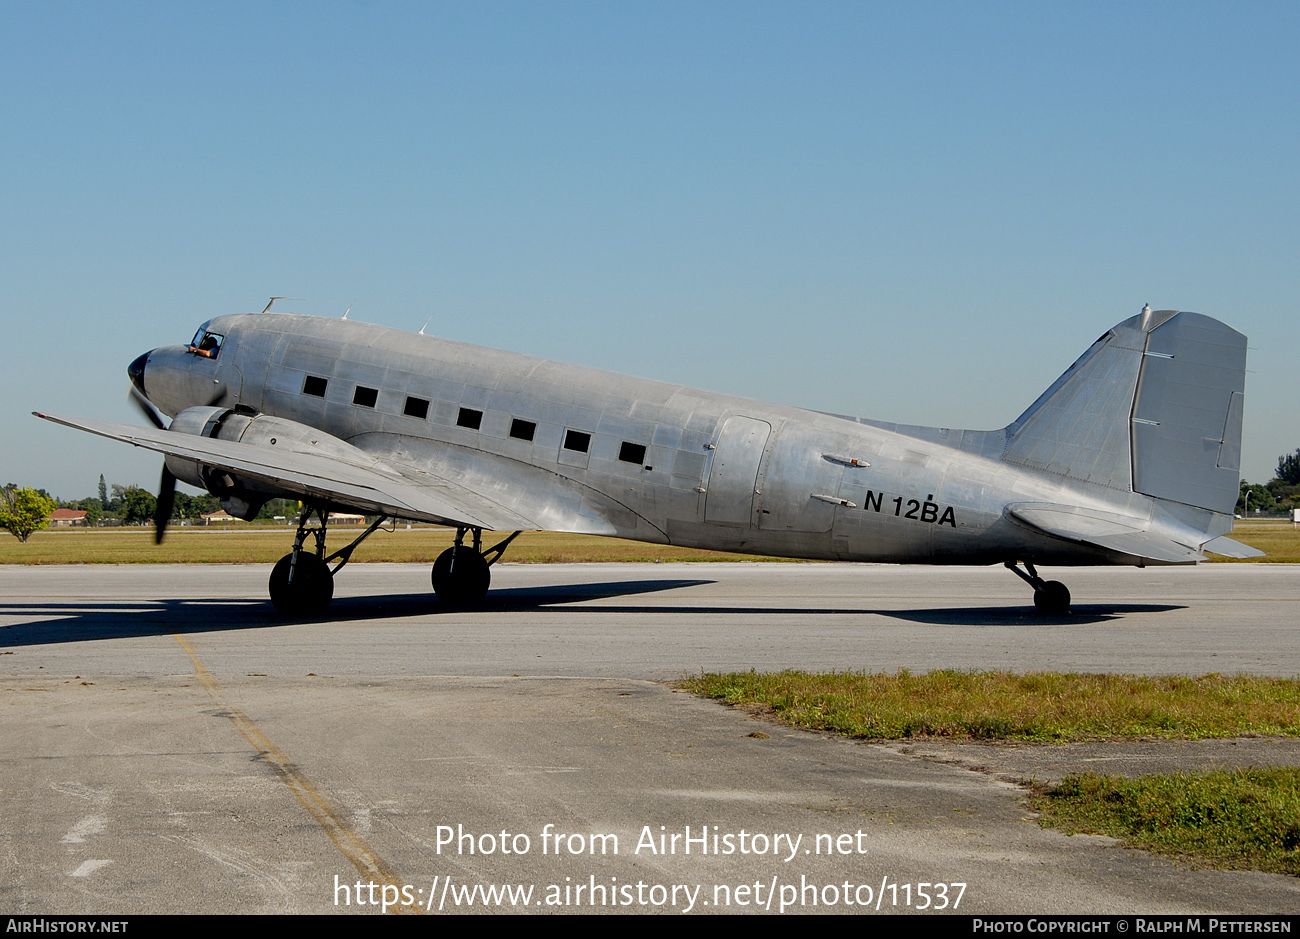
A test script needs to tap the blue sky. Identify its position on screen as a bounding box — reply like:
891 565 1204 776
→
3 2 1297 500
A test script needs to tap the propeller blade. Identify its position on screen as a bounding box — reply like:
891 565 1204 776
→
128 386 168 430
155 464 176 545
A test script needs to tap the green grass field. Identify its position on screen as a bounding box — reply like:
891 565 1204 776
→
3 519 1294 564
1207 520 1300 562
1033 768 1300 876
680 670 1300 741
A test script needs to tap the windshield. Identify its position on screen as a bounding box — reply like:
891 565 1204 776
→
187 326 224 359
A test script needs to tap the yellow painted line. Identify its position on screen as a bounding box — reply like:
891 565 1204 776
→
171 633 419 914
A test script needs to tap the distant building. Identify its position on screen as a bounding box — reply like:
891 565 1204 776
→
200 510 244 525
48 509 88 527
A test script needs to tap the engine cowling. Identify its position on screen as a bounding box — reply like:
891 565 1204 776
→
163 406 376 520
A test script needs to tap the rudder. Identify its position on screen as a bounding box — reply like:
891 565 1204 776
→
1130 311 1246 514
1003 309 1247 515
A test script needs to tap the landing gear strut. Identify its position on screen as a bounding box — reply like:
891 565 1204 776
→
269 507 388 617
1005 560 1071 616
431 528 522 608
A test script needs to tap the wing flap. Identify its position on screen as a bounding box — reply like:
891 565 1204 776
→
35 412 539 531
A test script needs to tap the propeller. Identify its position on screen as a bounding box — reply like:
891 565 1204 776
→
128 384 167 429
128 386 176 543
154 465 176 545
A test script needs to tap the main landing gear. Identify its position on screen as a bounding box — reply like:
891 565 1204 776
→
431 527 522 608
269 507 388 617
268 511 523 616
1005 560 1071 616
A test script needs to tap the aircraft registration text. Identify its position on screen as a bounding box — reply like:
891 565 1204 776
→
859 490 958 527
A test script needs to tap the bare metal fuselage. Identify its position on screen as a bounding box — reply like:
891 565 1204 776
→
131 311 1239 568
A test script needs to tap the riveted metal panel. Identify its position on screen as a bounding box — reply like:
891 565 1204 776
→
704 416 771 525
1001 323 1144 490
758 424 848 532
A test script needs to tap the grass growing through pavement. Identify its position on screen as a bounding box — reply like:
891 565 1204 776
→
684 669 1300 875
1032 768 1300 876
679 670 1300 741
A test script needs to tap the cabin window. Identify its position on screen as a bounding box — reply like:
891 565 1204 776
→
619 441 647 465
353 386 378 408
563 430 591 453
303 375 328 397
457 407 483 430
403 396 430 419
509 419 537 441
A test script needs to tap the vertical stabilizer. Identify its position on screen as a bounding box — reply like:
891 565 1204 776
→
1002 316 1148 490
1003 310 1247 514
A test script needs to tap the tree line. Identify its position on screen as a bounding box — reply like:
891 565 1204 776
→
1237 448 1300 516
51 474 229 526
2 474 302 542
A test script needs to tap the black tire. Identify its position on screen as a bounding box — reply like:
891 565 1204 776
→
1033 580 1071 616
269 552 335 617
431 546 491 607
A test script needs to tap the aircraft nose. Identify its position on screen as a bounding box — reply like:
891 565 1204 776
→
128 351 149 398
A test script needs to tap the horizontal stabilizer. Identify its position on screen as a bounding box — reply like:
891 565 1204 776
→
1005 502 1204 564
1201 535 1266 559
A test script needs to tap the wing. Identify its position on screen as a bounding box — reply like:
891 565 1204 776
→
35 412 540 532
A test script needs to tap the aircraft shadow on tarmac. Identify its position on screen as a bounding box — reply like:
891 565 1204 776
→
0 576 1186 647
0 579 710 646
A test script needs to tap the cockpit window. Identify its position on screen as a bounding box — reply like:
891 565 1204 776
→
188 328 224 359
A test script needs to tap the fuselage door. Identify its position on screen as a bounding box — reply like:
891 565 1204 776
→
704 416 771 525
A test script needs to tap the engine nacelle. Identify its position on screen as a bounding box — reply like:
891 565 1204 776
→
162 406 234 492
163 406 377 521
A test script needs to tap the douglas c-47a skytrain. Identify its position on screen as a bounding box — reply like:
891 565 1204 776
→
37 302 1261 617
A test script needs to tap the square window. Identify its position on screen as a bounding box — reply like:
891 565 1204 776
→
353 386 378 408
303 375 328 397
509 418 536 441
403 396 430 419
563 429 591 453
457 407 483 430
618 441 647 465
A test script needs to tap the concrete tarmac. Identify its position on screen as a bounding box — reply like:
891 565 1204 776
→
2 562 1299 914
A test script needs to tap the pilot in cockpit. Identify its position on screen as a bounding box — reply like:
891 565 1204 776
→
188 328 224 359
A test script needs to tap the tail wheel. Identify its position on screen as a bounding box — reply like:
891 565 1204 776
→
269 553 334 617
431 546 491 608
1034 580 1071 616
